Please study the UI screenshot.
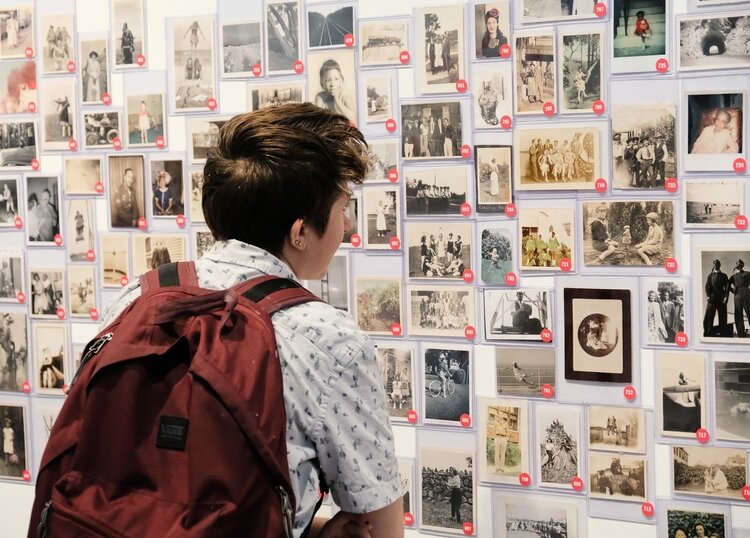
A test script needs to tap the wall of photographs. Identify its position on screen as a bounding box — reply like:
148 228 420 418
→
0 0 749 536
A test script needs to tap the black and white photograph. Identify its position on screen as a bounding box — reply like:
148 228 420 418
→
221 20 261 78
684 179 743 229
407 222 472 280
26 176 60 245
479 227 512 286
422 344 471 426
354 276 402 336
475 145 511 211
666 508 726 538
0 177 19 227
247 80 305 111
404 166 467 216
79 36 108 104
679 14 750 71
397 459 414 516
408 286 474 338
0 7 34 60
536 404 581 489
472 63 512 128
305 252 349 311
67 264 96 318
307 3 353 49
29 269 64 319
306 49 357 124
0 120 36 169
515 125 600 190
131 234 186 276
673 445 746 501
643 279 687 345
341 196 358 246
192 229 215 260
495 493 577 538
477 398 528 484
112 0 145 68
150 159 184 218
520 207 575 271
495 346 555 399
65 199 94 263
82 112 120 150
375 345 413 420
108 155 145 229
0 59 35 114
364 139 398 183
188 168 205 223
32 322 67 393
419 446 475 534
359 18 408 67
265 1 301 75
100 233 129 287
362 186 399 249
658 351 706 438
484 288 552 342
0 404 27 480
40 13 75 75
560 31 602 113
126 93 165 147
0 251 23 302
514 33 556 115
187 116 228 164
362 73 391 123
415 5 465 95
170 16 216 112
473 3 510 60
589 453 647 501
612 0 667 73
697 247 750 342
520 0 599 23
0 312 27 392
581 201 675 267
714 358 750 442
39 77 76 151
64 157 102 195
588 405 646 453
564 287 632 383
685 92 744 171
401 101 462 160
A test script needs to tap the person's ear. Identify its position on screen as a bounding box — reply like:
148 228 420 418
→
288 218 307 251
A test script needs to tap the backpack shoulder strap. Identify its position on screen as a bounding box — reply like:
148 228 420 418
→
139 261 199 293
237 275 321 315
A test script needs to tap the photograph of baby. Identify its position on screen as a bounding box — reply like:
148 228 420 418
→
658 351 706 438
514 33 556 115
354 276 402 336
150 159 184 218
401 101 463 160
248 81 305 111
588 405 646 453
684 179 743 229
589 453 646 502
364 139 398 183
33 323 66 393
612 1 667 62
415 5 465 95
475 145 511 212
112 0 145 68
0 404 27 480
714 359 750 442
0 251 23 301
39 77 76 151
673 445 746 501
473 3 510 60
536 404 580 489
0 177 18 227
404 165 467 216
686 92 744 171
363 187 399 249
26 176 60 245
0 60 34 115
221 21 261 78
307 3 353 49
67 264 96 318
170 16 215 111
0 312 27 392
494 346 555 399
472 63 512 128
560 31 602 113
477 398 527 484
375 345 413 421
265 1 300 75
65 199 94 263
126 94 165 148
82 112 120 150
359 18 408 67
520 207 574 271
79 37 108 104
406 222 472 280
480 227 512 286
679 14 750 71
100 233 129 287
643 279 686 345
29 269 64 318
362 73 391 124
408 286 474 338
307 49 357 124
64 157 101 196
484 288 552 342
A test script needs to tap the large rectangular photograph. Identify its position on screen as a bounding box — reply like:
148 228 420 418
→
169 16 216 112
422 344 472 426
407 286 474 338
714 359 750 442
666 508 726 538
494 493 578 538
679 14 750 71
359 18 408 67
697 247 750 342
401 101 462 160
419 446 475 535
477 398 528 485
415 5 465 95
0 312 28 392
495 346 555 399
684 178 744 229
673 445 747 501
484 288 551 342
375 345 414 421
658 352 706 438
406 222 472 280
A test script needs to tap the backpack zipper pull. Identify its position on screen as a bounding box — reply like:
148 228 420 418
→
276 485 294 538
37 500 51 538
68 332 113 392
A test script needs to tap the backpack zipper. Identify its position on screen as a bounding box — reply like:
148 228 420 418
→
37 500 51 538
276 485 294 538
68 333 113 391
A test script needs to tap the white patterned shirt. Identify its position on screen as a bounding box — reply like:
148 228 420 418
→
101 240 401 536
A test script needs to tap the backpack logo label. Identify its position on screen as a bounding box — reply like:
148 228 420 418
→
156 416 189 451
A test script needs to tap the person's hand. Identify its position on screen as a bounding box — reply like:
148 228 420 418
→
316 512 373 538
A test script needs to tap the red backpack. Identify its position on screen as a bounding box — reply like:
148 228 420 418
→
28 261 320 537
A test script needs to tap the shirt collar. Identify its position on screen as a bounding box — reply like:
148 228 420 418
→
201 239 298 281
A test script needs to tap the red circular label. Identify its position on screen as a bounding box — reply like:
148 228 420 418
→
16 291 25 303
460 414 472 428
665 178 678 193
389 237 401 250
86 249 96 262
624 385 637 401
543 101 555 116
22 380 30 393
54 234 63 246
742 485 750 501
462 269 474 283
462 522 474 536
22 470 31 482
89 308 99 321
655 58 669 73
594 178 607 193
31 158 39 170
390 322 403 336
207 98 217 110
406 410 418 424
66 60 76 73
350 233 361 248
541 384 554 398
696 428 710 443
559 258 572 272
460 203 472 217
27 102 36 113
136 54 146 67
137 217 147 230
385 118 397 133
736 215 749 230
499 43 511 59
120 276 129 287
399 50 410 64
14 216 22 229
112 138 122 150
56 308 65 320
675 332 689 347
68 139 78 151
460 145 472 159
344 33 354 47
571 476 584 491
404 512 414 526
641 502 655 518
592 100 605 115
176 214 186 228
25 47 33 58
464 325 477 340
594 2 607 16
734 158 747 174
62 384 68 395
251 64 262 76
95 181 104 194
456 79 468 93
665 258 678 273
504 203 517 218
519 472 531 487
500 115 512 129
387 168 398 182
102 93 111 105
504 272 517 286
293 60 304 74
540 328 553 343
155 135 166 148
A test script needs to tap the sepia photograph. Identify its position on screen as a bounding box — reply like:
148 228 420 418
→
0 251 23 301
126 93 165 148
642 279 687 345
100 233 129 287
536 404 580 489
187 116 229 164
397 459 414 516
307 3 353 49
362 186 399 249
0 177 19 227
26 176 60 245
408 286 474 338
265 1 300 75
0 404 27 480
150 159 184 218
673 445 746 501
108 155 145 229
341 196 358 246
477 398 528 484
65 199 94 263
29 269 64 319
589 453 647 502
67 264 96 318
401 101 463 160
354 276 402 336
79 36 108 104
82 112 120 150
666 508 726 538
473 3 510 60
419 446 475 534
479 227 512 286
495 346 555 399
407 222 472 280
131 234 186 276
364 139 398 183
495 493 577 538
588 405 646 454
64 157 102 195
520 0 599 23
192 229 215 259
679 14 750 71
112 0 145 68
39 77 76 151
306 49 357 124
472 63 512 128
422 345 471 426
560 30 602 113
33 322 67 393
248 80 305 111
520 207 575 271
0 6 34 60
305 252 349 311
415 5 465 95
684 179 743 229
0 59 35 114
170 16 216 112
714 358 750 442
359 18 408 67
475 145 512 211
221 20 261 78
362 73 391 123
658 351 706 438
612 0 667 67
0 312 27 392
375 345 414 420
404 166 467 216
484 288 551 342
514 33 556 115
188 168 205 223
0 120 36 169
697 247 750 342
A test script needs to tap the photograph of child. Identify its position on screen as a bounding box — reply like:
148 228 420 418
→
0 405 27 480
672 446 746 501
560 31 602 112
307 49 357 124
613 1 666 59
126 94 165 147
170 16 215 111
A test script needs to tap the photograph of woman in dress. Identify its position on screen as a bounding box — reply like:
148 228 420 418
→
477 5 509 59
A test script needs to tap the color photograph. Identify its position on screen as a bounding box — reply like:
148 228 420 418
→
0 60 35 114
473 3 510 60
126 93 165 148
479 227 512 286
612 0 667 73
520 207 574 271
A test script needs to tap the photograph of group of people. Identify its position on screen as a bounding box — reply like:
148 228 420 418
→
409 287 473 337
520 207 574 270
401 102 462 160
407 223 471 280
644 280 686 345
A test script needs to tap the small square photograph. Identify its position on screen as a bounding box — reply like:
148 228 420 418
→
658 351 706 438
589 453 647 502
404 166 467 216
67 264 96 318
536 404 581 489
687 93 743 160
0 177 19 226
112 0 145 68
364 139 398 183
126 94 165 148
192 229 216 259
362 187 399 249
170 16 216 112
342 196 358 246
684 179 744 229
479 227 512 286
0 60 35 114
397 459 414 515
564 287 632 383
65 199 94 262
187 117 229 164
82 112 121 150
305 252 349 311
560 31 602 113
679 14 750 71
401 101 462 160
150 159 184 218
307 3 353 49
520 207 575 271
100 233 129 287
362 73 392 123
582 201 675 267
188 168 205 223
666 508 726 538
0 312 28 392
520 0 597 23
64 157 102 195
673 445 747 501
422 345 471 426
415 5 465 95
0 404 28 479
265 1 301 75
475 145 512 211
407 222 472 280
359 18 408 67
307 49 357 124
0 7 34 60
612 1 667 60
643 279 687 345
697 248 750 342
376 345 414 420
472 63 512 128
29 269 64 318
108 155 145 229
40 13 75 75
407 286 474 338
26 176 60 245
247 80 305 111
221 20 261 78
354 276 402 336
473 3 510 60
514 34 556 115
39 77 76 151
495 494 578 538
714 359 750 442
131 234 186 276
477 398 528 484
33 322 67 392
494 346 555 398
0 251 24 301
80 37 108 104
0 120 36 168
588 405 646 453
418 446 475 534
484 288 552 342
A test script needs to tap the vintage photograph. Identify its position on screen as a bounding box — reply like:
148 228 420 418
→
560 31 602 113
0 312 27 392
150 159 184 218
0 7 34 60
536 404 580 489
515 125 600 190
404 166 467 216
68 264 96 318
39 77 76 151
588 405 646 453
33 322 67 393
341 196 358 246
479 227 512 286
408 286 474 338
0 120 36 168
376 345 414 420
495 494 577 538
112 0 145 68
686 91 745 172
64 157 102 195
473 3 510 60
126 94 165 148
643 279 686 345
582 200 675 267
108 155 145 229
305 252 348 311
26 176 60 245
484 288 551 342
170 16 215 112
248 80 305 111
192 229 215 259
221 21 261 78
307 3 353 48
401 101 463 160
0 59 35 114
514 33 556 115
520 0 598 23
79 36 108 104
475 145 511 212
397 459 414 515
364 139 398 183
407 222 472 280
0 404 27 480
187 116 228 164
714 359 750 442
612 0 667 69
658 351 706 438
520 207 574 271
495 346 555 398
188 168 205 223
472 63 512 128
673 445 747 501
422 345 471 426
697 248 750 342
131 234 186 276
359 18 408 67
306 49 357 124
0 177 19 227
684 179 743 229
666 508 726 538
265 1 300 75
100 233 130 287
477 398 528 484
82 112 120 150
415 5 465 94
362 186 399 249
419 446 475 534
362 73 391 123
564 287 632 383
354 276 402 336
29 269 64 318
0 251 23 301
589 453 647 501
65 199 94 263
679 14 750 71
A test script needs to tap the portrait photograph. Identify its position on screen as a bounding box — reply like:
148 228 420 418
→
484 288 552 342
0 120 36 169
108 155 145 229
475 145 511 211
375 345 414 421
354 276 402 336
407 286 474 338
415 5 465 95
307 3 353 49
0 312 27 392
685 91 744 171
422 344 471 426
362 186 399 250
247 80 305 111
170 16 216 112
28 269 64 319
40 13 74 75
187 116 229 164
588 405 646 454
0 251 23 302
560 30 602 113
418 445 475 535
494 493 577 538
473 64 512 131
188 168 205 223
612 0 667 73
126 93 165 148
642 278 687 346
192 229 215 259
364 139 398 183
477 398 528 484
112 0 145 68
67 264 96 318
564 287 632 383
82 112 120 150
514 33 556 115
0 177 19 227
150 159 184 218
673 445 746 501
64 157 102 195
306 49 357 124
305 252 349 311
536 404 581 489
359 18 408 67
0 59 35 114
0 404 28 480
520 0 598 23
514 124 600 190
220 20 261 78
362 73 392 124
520 207 574 271
473 3 510 60
666 508 726 538
407 222 472 280
495 346 555 399
696 247 750 342
265 1 300 75
658 351 706 438
479 227 512 286
26 176 60 245
341 195 358 246
684 179 743 229
79 36 108 105
32 322 67 393
404 165 467 216
100 233 129 287
714 358 750 442
401 101 462 160
131 234 186 276
65 199 94 263
0 6 33 60
589 453 647 502
39 76 76 151
581 200 675 267
679 14 750 71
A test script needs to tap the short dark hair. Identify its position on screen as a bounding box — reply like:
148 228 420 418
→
202 103 369 256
